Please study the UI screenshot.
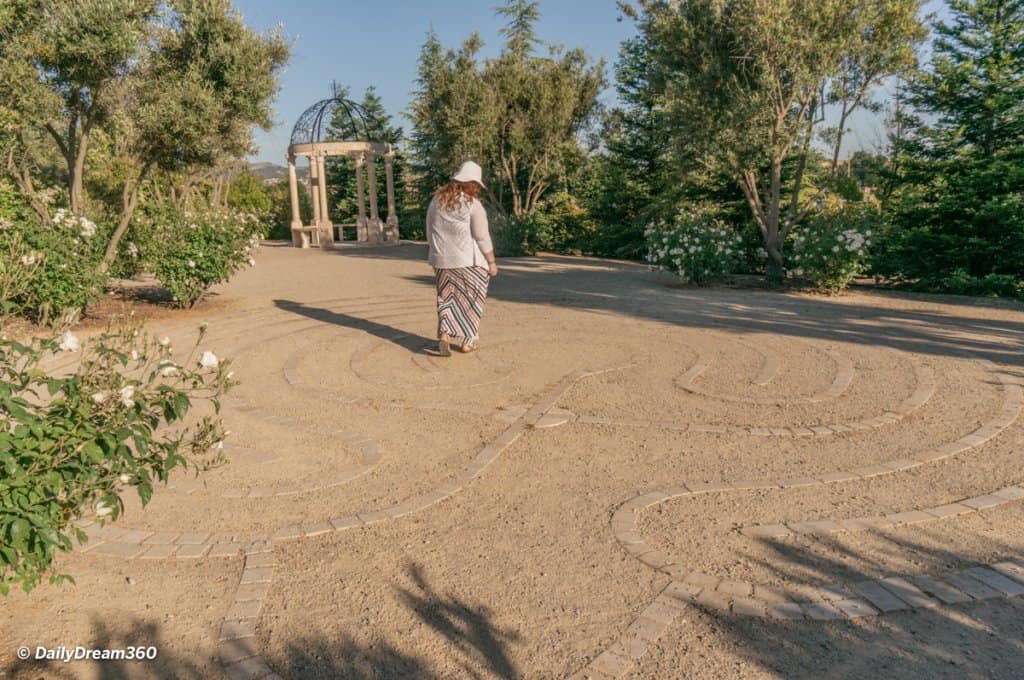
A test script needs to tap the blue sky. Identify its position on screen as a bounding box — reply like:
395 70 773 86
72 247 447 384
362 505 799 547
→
236 0 950 166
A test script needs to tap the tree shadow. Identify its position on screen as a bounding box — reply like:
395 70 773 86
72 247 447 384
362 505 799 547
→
3 616 210 679
265 562 521 680
273 298 437 353
274 633 435 680
394 563 522 680
681 526 1024 679
339 244 1024 367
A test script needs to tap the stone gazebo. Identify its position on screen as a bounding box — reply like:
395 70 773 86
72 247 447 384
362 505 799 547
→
286 96 399 248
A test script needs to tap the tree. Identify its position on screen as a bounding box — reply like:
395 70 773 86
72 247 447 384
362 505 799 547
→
880 0 1024 294
227 166 272 216
408 1 604 221
627 0 925 282
588 33 673 259
1 0 289 268
324 85 407 231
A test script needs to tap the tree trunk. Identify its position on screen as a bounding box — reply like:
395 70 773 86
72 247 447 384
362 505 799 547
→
765 242 786 286
101 165 151 272
70 131 89 216
7 146 51 224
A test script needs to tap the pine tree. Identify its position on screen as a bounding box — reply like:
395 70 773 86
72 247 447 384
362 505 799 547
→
883 0 1024 295
497 0 540 56
324 85 408 236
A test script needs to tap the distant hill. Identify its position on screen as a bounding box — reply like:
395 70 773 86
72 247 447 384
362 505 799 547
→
248 161 308 183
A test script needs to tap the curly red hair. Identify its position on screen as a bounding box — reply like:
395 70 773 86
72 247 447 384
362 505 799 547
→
436 180 481 212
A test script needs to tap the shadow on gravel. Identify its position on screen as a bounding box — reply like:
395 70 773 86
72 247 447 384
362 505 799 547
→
395 563 521 679
265 563 520 680
273 299 436 353
273 634 433 680
329 243 1024 367
686 530 1024 680
3 616 208 679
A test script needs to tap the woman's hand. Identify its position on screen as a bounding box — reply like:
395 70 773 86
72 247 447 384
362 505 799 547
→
487 262 498 277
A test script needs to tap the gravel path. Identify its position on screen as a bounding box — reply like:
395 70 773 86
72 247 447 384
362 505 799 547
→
3 242 1023 679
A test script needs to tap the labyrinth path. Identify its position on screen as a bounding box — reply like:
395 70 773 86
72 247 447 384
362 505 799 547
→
4 245 1023 679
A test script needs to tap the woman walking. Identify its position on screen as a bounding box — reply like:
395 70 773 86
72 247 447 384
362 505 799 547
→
426 161 498 356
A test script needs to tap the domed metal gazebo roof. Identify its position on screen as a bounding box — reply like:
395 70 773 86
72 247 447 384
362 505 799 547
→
284 86 399 249
288 95 373 147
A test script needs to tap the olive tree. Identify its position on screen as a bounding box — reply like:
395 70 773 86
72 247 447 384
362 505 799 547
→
0 0 288 268
627 0 925 282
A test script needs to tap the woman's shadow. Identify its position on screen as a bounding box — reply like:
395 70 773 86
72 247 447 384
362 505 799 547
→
273 299 437 354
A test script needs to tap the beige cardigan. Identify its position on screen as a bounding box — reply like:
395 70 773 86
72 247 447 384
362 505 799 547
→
426 195 494 269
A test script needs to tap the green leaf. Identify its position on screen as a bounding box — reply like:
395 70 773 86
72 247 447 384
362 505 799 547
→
137 482 153 506
82 442 104 464
9 518 30 548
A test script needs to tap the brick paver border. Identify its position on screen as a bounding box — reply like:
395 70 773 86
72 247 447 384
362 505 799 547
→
50 297 1022 680
676 341 856 405
572 360 1022 679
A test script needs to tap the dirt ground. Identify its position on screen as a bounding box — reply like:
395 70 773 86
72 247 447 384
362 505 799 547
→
3 241 1023 679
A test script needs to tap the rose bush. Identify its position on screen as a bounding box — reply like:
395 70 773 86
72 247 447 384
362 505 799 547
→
789 205 880 294
0 181 106 326
0 321 235 594
645 205 745 284
139 207 262 308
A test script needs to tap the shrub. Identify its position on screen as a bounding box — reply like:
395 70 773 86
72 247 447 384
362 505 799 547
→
928 269 1022 299
789 205 879 294
0 321 234 594
140 207 262 307
527 191 597 254
645 205 744 284
0 206 107 326
24 209 108 325
0 223 40 318
490 214 530 257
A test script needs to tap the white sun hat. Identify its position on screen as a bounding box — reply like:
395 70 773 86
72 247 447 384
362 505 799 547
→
452 160 486 188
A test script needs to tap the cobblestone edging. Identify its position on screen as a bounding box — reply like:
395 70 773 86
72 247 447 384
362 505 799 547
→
71 366 612 679
579 356 935 438
676 344 856 405
572 361 1023 679
571 559 1024 680
217 542 283 680
206 367 627 680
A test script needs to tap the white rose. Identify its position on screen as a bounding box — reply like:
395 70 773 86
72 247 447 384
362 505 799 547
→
118 473 131 484
59 331 81 352
95 501 113 517
158 360 179 377
187 260 196 268
199 351 219 369
20 254 36 266
248 258 256 267
91 391 108 404
119 385 136 408
159 336 171 347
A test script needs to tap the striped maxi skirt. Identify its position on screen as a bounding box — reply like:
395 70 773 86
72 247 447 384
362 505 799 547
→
435 266 490 341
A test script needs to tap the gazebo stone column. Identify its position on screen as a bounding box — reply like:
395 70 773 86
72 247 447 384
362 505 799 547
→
286 140 398 247
366 154 381 243
384 153 399 242
317 153 333 247
307 155 322 246
354 153 368 242
287 155 302 247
